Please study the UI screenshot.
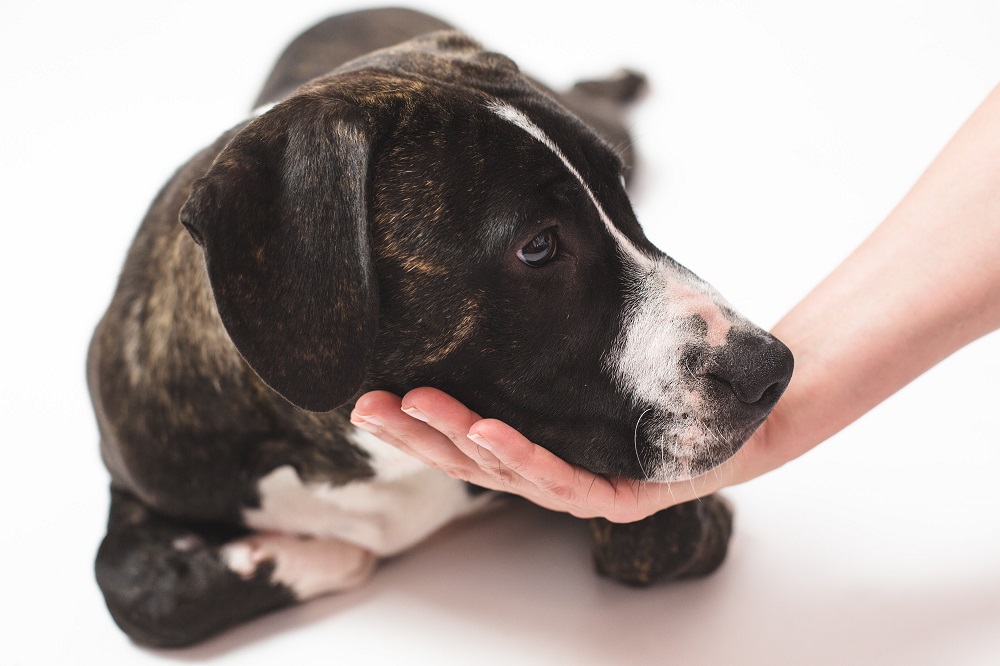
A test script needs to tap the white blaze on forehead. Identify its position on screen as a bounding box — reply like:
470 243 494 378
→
487 101 654 271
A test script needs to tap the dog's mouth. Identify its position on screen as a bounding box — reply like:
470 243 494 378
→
628 409 768 482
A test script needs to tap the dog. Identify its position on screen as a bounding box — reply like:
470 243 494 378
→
89 8 793 647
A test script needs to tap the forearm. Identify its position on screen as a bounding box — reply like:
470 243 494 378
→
757 83 1000 470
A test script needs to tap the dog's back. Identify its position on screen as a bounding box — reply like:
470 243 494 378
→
255 8 453 107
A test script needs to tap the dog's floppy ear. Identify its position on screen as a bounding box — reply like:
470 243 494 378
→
180 97 376 412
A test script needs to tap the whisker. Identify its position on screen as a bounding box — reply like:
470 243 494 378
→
587 473 599 503
659 428 667 482
634 407 653 481
689 474 701 502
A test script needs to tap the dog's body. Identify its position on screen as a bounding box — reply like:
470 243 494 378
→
90 8 792 647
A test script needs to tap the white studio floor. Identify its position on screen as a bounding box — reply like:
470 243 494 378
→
4 1 999 664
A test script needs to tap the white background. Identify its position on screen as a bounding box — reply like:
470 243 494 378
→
3 1 1000 664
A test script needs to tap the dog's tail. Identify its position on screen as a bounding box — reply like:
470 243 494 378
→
559 69 648 180
570 69 648 105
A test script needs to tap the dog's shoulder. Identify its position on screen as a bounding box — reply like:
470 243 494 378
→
88 120 377 521
255 8 456 107
332 29 520 85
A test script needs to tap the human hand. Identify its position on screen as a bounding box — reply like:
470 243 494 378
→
351 387 771 523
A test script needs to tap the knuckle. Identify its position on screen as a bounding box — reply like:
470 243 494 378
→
540 480 574 503
440 427 461 441
501 452 530 474
440 464 472 482
490 464 516 487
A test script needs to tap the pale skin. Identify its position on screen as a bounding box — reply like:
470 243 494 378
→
351 84 1000 524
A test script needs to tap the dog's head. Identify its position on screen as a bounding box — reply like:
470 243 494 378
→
180 32 792 482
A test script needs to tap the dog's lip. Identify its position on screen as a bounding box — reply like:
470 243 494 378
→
737 413 770 443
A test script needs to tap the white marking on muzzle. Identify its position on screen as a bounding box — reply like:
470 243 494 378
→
613 265 735 409
611 263 749 482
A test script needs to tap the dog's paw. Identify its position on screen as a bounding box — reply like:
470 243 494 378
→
221 534 376 600
588 494 733 586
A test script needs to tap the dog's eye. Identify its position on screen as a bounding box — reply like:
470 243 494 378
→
517 229 558 267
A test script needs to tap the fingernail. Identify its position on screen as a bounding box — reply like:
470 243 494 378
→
351 422 379 435
350 413 384 431
402 406 429 422
468 433 494 451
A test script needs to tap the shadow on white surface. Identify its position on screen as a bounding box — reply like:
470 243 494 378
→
129 497 1000 665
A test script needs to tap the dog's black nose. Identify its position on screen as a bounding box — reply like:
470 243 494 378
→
705 330 794 410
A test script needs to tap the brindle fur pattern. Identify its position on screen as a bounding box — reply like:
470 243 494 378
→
90 8 737 647
590 496 734 585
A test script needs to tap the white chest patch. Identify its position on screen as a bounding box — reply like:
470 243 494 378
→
242 428 493 556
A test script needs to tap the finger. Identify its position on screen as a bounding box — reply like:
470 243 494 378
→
351 391 482 481
351 391 421 457
469 418 613 506
397 388 537 493
400 389 540 481
399 387 482 440
399 387 504 466
471 419 685 522
354 391 538 495
365 389 688 521
400 389 585 503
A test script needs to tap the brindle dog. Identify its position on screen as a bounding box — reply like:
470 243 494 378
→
90 8 792 647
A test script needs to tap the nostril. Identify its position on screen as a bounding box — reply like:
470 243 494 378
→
704 332 794 407
709 372 771 404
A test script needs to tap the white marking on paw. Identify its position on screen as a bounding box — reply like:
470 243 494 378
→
171 535 204 552
221 541 263 578
221 535 375 600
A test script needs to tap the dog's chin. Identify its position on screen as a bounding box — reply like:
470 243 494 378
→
531 407 771 482
632 416 767 483
644 454 726 483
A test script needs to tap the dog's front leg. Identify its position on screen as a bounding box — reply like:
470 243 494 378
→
95 489 375 648
588 494 733 585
